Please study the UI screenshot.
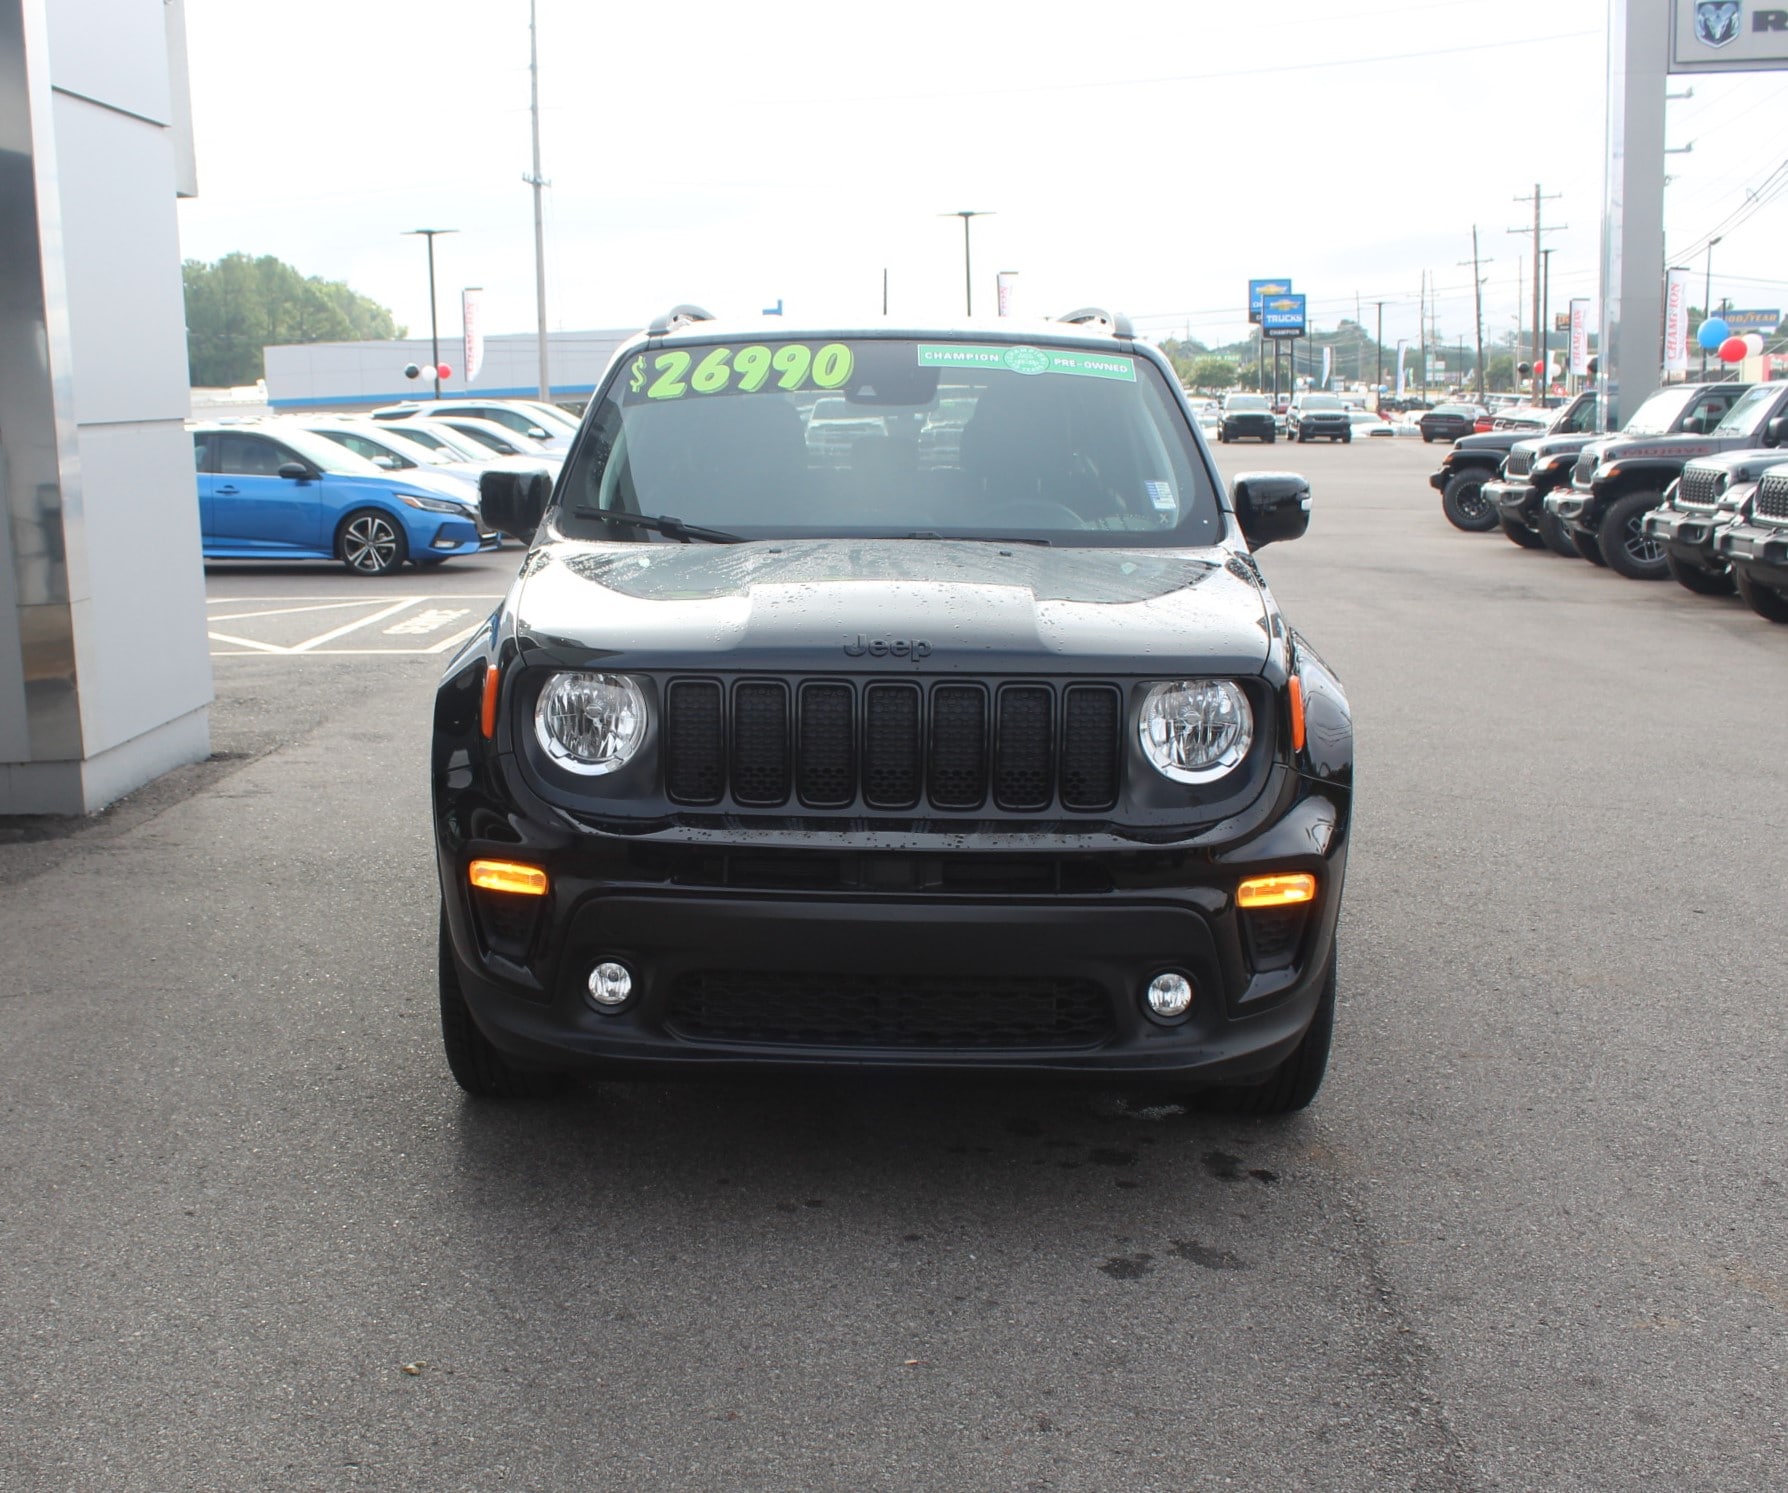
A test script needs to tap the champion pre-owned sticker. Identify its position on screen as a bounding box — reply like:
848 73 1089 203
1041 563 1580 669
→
916 344 1137 382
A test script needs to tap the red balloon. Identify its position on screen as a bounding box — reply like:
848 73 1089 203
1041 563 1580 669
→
436 363 453 379
1718 336 1747 364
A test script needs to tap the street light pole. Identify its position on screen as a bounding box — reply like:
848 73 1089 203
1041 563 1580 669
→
403 228 457 399
942 211 992 316
525 0 551 399
1701 235 1722 377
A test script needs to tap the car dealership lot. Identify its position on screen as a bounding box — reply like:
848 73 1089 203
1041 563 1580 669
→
2 438 1782 1489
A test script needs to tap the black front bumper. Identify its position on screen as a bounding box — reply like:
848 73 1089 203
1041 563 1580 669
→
1642 506 1727 564
1715 519 1788 579
438 787 1348 1087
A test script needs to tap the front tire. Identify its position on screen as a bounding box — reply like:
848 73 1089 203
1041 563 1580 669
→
1664 550 1735 596
1602 490 1669 579
1538 508 1579 558
1500 515 1546 549
1192 951 1335 1116
337 509 408 576
438 910 568 1099
1442 470 1498 531
1735 568 1788 622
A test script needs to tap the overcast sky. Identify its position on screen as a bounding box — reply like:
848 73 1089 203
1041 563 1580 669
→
175 0 1788 357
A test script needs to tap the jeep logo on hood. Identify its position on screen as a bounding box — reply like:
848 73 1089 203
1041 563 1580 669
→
844 634 932 660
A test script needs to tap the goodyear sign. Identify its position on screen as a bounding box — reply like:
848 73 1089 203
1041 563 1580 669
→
1670 1 1788 71
1248 278 1292 325
1261 293 1307 339
1723 308 1782 333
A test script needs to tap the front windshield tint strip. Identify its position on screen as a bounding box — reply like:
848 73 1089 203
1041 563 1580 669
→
560 337 1222 549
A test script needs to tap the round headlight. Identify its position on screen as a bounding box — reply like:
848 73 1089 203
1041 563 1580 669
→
534 672 647 775
1138 680 1253 783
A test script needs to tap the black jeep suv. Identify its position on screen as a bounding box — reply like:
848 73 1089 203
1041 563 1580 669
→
1435 388 1602 535
1546 381 1774 577
433 308 1352 1114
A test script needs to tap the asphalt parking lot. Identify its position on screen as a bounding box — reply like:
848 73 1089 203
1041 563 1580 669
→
3 438 1784 1491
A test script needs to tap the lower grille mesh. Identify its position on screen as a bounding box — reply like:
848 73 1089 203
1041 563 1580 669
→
666 970 1113 1048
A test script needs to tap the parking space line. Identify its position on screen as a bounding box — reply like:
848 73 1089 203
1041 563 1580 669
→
428 622 486 654
207 600 386 624
206 630 293 654
291 598 422 652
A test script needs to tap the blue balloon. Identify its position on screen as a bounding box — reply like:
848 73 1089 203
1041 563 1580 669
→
1698 317 1729 350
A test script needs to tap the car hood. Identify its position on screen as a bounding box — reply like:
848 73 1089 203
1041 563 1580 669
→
509 537 1277 676
1453 429 1526 454
1680 447 1788 483
1589 431 1744 464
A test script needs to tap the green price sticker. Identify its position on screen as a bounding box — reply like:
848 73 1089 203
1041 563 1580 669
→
916 344 1137 382
624 342 854 401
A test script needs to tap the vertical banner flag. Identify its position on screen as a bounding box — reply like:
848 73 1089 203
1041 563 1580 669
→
996 271 1017 318
1395 342 1408 397
1663 269 1691 372
1568 298 1590 376
1321 345 1332 389
462 287 485 384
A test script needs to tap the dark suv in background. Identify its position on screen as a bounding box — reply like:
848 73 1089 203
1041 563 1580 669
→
1288 393 1352 443
1219 392 1277 443
1418 403 1486 444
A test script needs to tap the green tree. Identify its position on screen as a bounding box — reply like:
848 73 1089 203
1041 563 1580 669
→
1186 355 1239 391
183 253 405 387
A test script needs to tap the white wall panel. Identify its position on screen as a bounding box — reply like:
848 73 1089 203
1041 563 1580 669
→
44 0 170 122
71 419 210 755
52 89 190 427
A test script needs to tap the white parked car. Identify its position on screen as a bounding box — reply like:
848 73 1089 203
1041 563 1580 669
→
368 398 577 452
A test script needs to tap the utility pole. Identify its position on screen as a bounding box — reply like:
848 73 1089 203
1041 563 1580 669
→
1459 227 1491 405
1510 185 1564 398
1419 271 1429 400
1374 300 1384 397
942 211 992 316
1539 247 1554 396
525 0 550 399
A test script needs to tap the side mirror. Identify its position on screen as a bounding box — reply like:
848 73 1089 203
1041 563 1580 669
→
1231 472 1311 549
276 461 312 482
527 426 550 440
1765 415 1787 447
480 466 554 543
1680 416 1703 435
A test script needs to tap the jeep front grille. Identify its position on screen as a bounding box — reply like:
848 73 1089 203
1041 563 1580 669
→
662 677 1124 814
1756 470 1788 524
1573 452 1598 487
1678 468 1722 509
1505 448 1533 477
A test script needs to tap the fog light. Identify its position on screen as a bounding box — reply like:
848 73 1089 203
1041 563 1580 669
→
587 961 634 1009
1145 971 1194 1019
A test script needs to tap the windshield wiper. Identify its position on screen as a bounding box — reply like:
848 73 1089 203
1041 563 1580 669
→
596 512 742 544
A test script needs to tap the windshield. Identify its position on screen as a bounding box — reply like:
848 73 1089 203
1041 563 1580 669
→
1621 388 1694 435
1225 395 1267 411
555 336 1224 548
1712 384 1783 437
1299 394 1343 410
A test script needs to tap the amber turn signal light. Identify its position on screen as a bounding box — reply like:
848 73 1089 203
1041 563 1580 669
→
480 663 501 739
1237 873 1317 909
1288 675 1306 753
469 859 548 896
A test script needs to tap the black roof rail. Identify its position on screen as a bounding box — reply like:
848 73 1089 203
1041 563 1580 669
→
647 304 717 336
1055 306 1135 339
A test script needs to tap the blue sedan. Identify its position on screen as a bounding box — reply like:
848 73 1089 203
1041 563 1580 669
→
190 422 498 575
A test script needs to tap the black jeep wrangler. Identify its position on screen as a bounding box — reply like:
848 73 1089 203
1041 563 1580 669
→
1545 381 1773 577
433 308 1352 1115
1431 388 1601 534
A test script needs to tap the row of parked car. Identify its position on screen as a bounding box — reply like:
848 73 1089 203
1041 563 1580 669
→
190 398 578 575
1427 380 1788 623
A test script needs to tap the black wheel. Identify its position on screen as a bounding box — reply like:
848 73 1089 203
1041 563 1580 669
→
1442 470 1498 532
1340 432 1352 444
1537 508 1579 558
1500 515 1547 549
1217 431 1229 443
337 509 408 576
1264 431 1276 444
1191 950 1335 1116
1573 526 1608 566
1602 490 1669 579
1422 432 1435 443
1664 550 1735 596
1735 567 1788 623
438 909 568 1099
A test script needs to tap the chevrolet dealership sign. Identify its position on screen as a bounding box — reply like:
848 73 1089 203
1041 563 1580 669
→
1671 1 1788 71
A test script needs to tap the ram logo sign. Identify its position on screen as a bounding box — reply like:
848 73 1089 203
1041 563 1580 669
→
1671 0 1788 70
